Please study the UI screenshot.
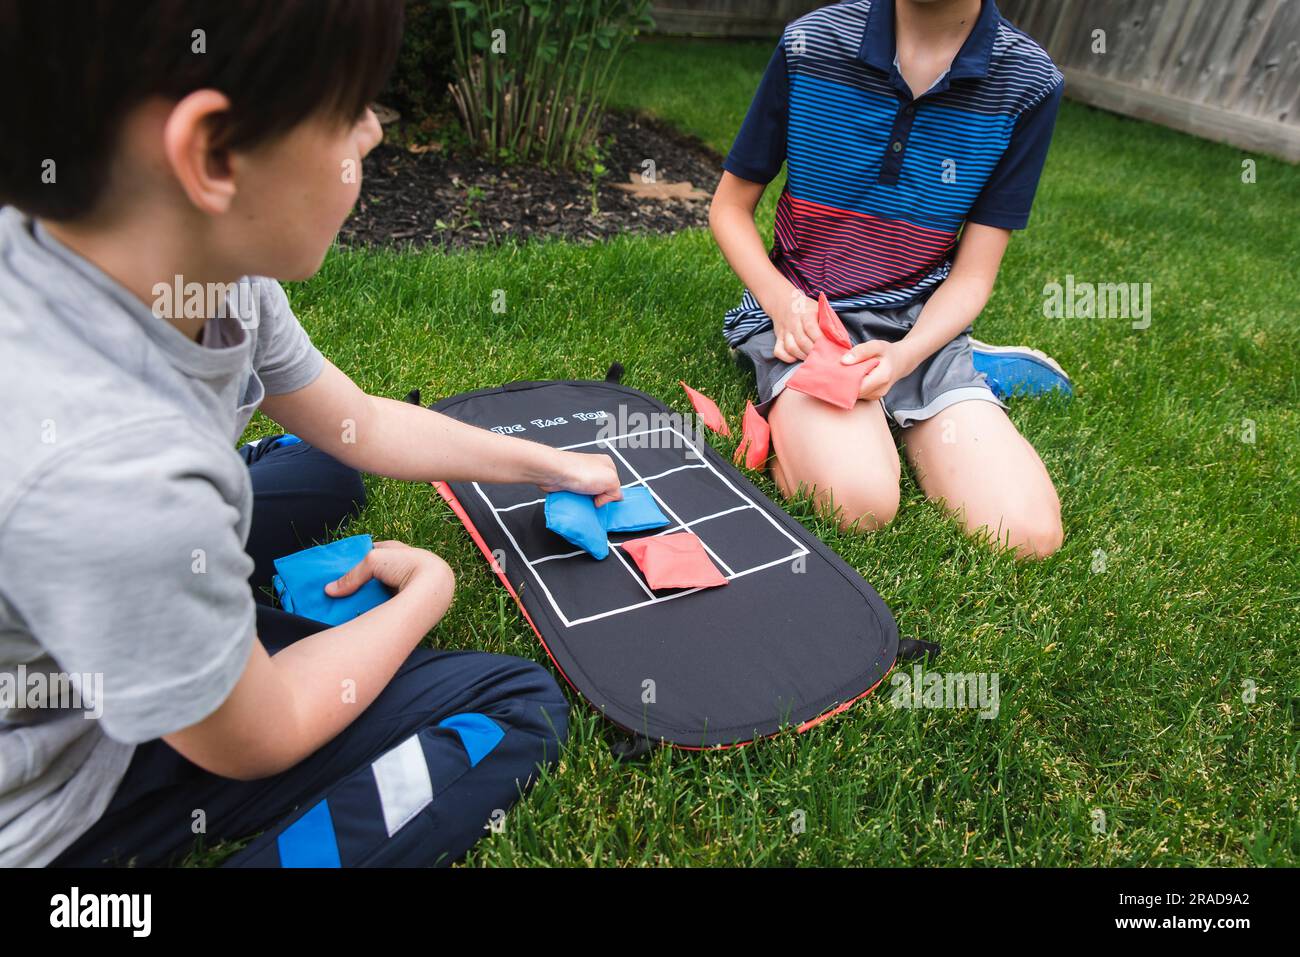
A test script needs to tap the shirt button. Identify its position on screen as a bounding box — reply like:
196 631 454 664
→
892 141 903 152
904 104 914 114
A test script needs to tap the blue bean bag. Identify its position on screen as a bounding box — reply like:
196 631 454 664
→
272 533 393 625
599 486 670 534
545 486 670 559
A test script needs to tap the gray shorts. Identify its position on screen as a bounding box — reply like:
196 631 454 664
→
732 297 1005 427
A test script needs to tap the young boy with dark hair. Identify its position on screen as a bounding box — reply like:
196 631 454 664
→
0 0 622 867
711 0 1068 558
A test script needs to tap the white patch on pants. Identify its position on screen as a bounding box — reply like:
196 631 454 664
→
371 735 434 836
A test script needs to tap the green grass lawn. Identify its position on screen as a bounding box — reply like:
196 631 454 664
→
228 38 1298 866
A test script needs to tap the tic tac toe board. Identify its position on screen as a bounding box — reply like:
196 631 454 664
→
431 378 898 749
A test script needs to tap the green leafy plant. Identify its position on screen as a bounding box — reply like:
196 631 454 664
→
464 183 487 227
578 141 608 216
447 0 653 169
381 0 456 122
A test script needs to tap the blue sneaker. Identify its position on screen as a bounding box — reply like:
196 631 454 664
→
970 340 1073 400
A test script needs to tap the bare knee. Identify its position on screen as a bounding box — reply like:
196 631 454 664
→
833 477 900 532
1005 502 1063 560
431 553 457 590
778 464 899 532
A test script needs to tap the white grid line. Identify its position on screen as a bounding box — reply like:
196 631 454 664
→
531 549 587 564
564 584 708 626
598 440 737 577
495 499 544 514
608 540 657 600
471 426 809 627
633 462 708 484
559 427 686 452
650 503 755 537
473 482 575 627
564 552 806 627
489 462 708 514
666 425 808 555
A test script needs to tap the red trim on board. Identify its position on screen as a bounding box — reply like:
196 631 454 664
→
433 481 888 750
433 481 581 700
795 665 893 735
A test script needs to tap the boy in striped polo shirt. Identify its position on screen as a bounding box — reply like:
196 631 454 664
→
711 0 1067 558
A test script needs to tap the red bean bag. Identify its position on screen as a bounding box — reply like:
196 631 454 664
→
785 294 878 411
621 531 729 590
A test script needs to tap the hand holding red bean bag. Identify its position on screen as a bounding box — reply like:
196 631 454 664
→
785 294 879 410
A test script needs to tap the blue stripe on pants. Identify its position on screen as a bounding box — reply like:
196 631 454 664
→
439 713 506 767
277 800 341 868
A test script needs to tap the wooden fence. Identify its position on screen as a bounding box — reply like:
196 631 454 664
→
999 0 1300 162
650 0 1300 161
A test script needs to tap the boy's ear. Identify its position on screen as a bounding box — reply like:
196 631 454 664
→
162 89 238 215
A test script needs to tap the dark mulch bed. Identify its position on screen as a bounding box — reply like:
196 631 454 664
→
338 111 724 250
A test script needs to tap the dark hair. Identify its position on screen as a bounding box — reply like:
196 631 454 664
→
0 0 405 220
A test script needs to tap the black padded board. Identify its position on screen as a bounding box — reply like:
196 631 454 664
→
431 378 898 748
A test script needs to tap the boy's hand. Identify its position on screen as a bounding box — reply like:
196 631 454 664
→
843 340 904 402
769 293 821 363
326 540 450 597
540 450 623 507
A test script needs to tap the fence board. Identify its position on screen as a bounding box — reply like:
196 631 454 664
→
1000 0 1300 160
648 0 1300 159
1234 0 1300 120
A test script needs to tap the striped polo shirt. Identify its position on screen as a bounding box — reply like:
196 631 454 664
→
722 0 1064 346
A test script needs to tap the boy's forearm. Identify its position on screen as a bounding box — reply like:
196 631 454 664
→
895 273 995 376
354 395 561 485
263 361 562 486
264 574 452 769
168 570 453 781
894 222 1009 375
710 200 792 314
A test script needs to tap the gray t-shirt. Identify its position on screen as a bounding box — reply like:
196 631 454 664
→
0 206 324 865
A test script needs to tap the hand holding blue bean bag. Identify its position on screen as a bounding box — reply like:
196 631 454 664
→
545 486 670 559
545 491 610 559
272 533 394 625
598 486 670 533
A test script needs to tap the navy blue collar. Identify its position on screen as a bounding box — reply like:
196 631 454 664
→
859 0 1000 83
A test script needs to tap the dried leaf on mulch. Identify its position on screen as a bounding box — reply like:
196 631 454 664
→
612 173 710 202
